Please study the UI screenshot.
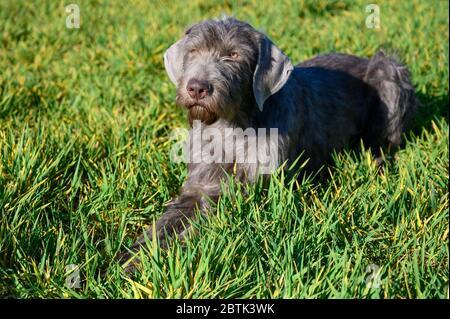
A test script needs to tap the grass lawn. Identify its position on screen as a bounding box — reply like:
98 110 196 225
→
0 0 448 298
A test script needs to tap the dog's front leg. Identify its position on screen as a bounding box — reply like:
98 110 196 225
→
119 183 219 271
137 187 217 248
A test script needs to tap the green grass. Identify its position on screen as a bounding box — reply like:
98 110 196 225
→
0 0 448 298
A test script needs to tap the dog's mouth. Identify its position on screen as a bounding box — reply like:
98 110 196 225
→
187 102 206 110
187 103 217 125
176 92 219 125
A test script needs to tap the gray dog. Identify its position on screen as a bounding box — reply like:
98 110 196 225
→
120 17 416 269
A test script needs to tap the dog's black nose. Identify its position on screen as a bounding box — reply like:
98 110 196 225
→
186 79 210 100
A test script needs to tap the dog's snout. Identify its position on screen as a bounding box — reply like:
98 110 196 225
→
186 79 211 100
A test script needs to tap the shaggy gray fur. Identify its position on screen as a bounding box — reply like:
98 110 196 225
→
120 17 417 270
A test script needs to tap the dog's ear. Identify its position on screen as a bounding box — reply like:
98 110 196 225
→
253 36 294 111
164 38 186 86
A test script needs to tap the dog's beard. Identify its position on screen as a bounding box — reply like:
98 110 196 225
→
176 93 219 125
188 105 217 125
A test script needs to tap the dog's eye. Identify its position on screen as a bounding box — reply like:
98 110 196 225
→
189 49 197 54
230 51 239 59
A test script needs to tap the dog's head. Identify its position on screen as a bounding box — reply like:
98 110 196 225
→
164 17 293 125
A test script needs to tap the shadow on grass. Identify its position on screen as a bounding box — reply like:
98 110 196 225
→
408 92 449 135
308 90 449 185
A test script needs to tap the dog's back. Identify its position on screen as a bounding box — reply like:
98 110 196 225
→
295 51 417 154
